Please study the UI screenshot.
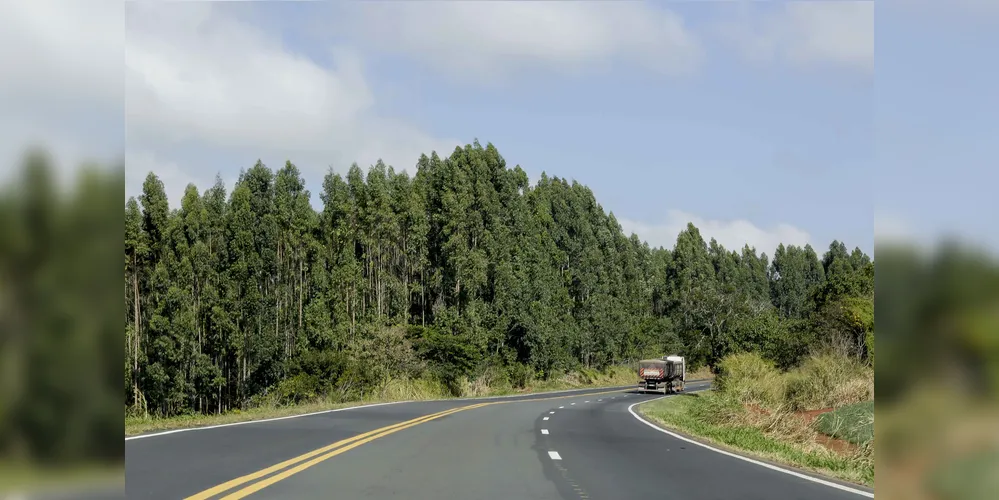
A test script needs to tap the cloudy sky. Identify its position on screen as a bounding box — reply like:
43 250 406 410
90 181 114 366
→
2 1 995 257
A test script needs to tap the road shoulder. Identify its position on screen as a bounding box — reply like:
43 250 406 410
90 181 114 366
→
125 383 653 439
630 394 875 497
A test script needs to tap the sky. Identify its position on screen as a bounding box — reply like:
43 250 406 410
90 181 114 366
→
1 0 996 259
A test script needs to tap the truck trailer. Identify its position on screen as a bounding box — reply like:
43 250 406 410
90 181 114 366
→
638 356 686 394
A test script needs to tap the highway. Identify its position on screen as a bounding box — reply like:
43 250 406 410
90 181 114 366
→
125 382 874 500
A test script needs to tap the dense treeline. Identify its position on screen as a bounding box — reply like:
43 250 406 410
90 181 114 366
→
1 152 122 465
125 141 874 418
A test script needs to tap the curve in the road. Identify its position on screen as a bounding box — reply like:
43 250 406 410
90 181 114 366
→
124 384 642 441
627 395 874 498
127 381 873 500
177 387 634 499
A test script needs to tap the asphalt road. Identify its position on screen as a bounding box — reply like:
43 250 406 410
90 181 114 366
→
125 382 875 500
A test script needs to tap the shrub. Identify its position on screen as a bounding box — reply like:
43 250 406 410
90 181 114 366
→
507 362 534 389
796 355 873 409
712 352 875 413
275 373 319 405
690 391 745 426
782 371 815 412
715 352 784 406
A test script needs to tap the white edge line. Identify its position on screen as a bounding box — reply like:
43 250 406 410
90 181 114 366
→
124 400 409 441
126 384 638 441
626 396 874 498
548 451 562 460
541 429 549 435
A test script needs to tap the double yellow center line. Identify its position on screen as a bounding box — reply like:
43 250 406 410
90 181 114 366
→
185 388 630 499
184 402 495 499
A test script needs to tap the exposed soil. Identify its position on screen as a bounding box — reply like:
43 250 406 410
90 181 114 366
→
798 407 834 424
742 403 858 456
814 431 857 455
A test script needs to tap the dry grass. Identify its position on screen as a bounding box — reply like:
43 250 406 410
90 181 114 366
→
125 364 638 436
640 394 873 486
638 352 875 487
687 365 715 381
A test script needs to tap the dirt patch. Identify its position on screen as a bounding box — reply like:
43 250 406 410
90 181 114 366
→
815 432 857 455
746 403 769 417
742 404 857 456
798 407 834 424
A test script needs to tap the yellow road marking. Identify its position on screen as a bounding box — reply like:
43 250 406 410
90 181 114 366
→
508 388 628 403
183 402 489 500
185 387 637 499
218 402 496 499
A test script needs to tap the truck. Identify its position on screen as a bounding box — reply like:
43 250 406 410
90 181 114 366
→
638 355 686 394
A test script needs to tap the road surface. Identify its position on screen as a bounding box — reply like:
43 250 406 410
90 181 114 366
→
125 382 874 499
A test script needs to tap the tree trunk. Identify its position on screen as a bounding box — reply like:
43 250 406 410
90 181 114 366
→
132 254 142 412
298 257 303 335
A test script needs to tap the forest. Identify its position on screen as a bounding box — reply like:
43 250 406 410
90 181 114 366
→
124 141 875 418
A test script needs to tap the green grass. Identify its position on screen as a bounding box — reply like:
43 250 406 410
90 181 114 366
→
125 365 640 436
637 392 874 487
928 448 999 500
815 400 874 445
0 461 122 493
125 399 364 436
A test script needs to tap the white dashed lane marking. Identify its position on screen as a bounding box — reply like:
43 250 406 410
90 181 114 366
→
541 429 549 435
559 406 565 409
548 451 562 460
543 417 549 421
571 403 576 405
550 411 555 414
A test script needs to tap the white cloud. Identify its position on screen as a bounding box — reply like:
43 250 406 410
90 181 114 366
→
123 2 460 203
333 2 703 82
619 210 811 257
0 0 123 183
0 0 123 111
874 211 999 260
713 1 873 72
125 149 219 207
874 211 916 246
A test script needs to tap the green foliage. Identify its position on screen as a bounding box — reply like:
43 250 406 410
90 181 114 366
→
712 352 874 412
714 352 785 406
119 140 876 422
408 323 482 395
640 395 873 486
275 373 320 406
815 401 874 445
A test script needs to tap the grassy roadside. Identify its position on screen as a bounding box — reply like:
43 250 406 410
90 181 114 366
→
0 462 123 495
635 353 873 487
128 364 714 436
815 401 874 445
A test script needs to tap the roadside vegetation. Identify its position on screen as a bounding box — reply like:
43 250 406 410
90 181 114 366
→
126 364 638 435
127 362 716 436
815 400 874 446
121 140 872 438
638 352 874 486
875 243 999 500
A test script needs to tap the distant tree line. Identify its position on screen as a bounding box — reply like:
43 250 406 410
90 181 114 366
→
124 141 874 418
1 152 122 465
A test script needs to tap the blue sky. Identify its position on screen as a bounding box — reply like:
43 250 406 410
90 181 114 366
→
3 1 994 258
875 0 999 254
19 0 940 258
